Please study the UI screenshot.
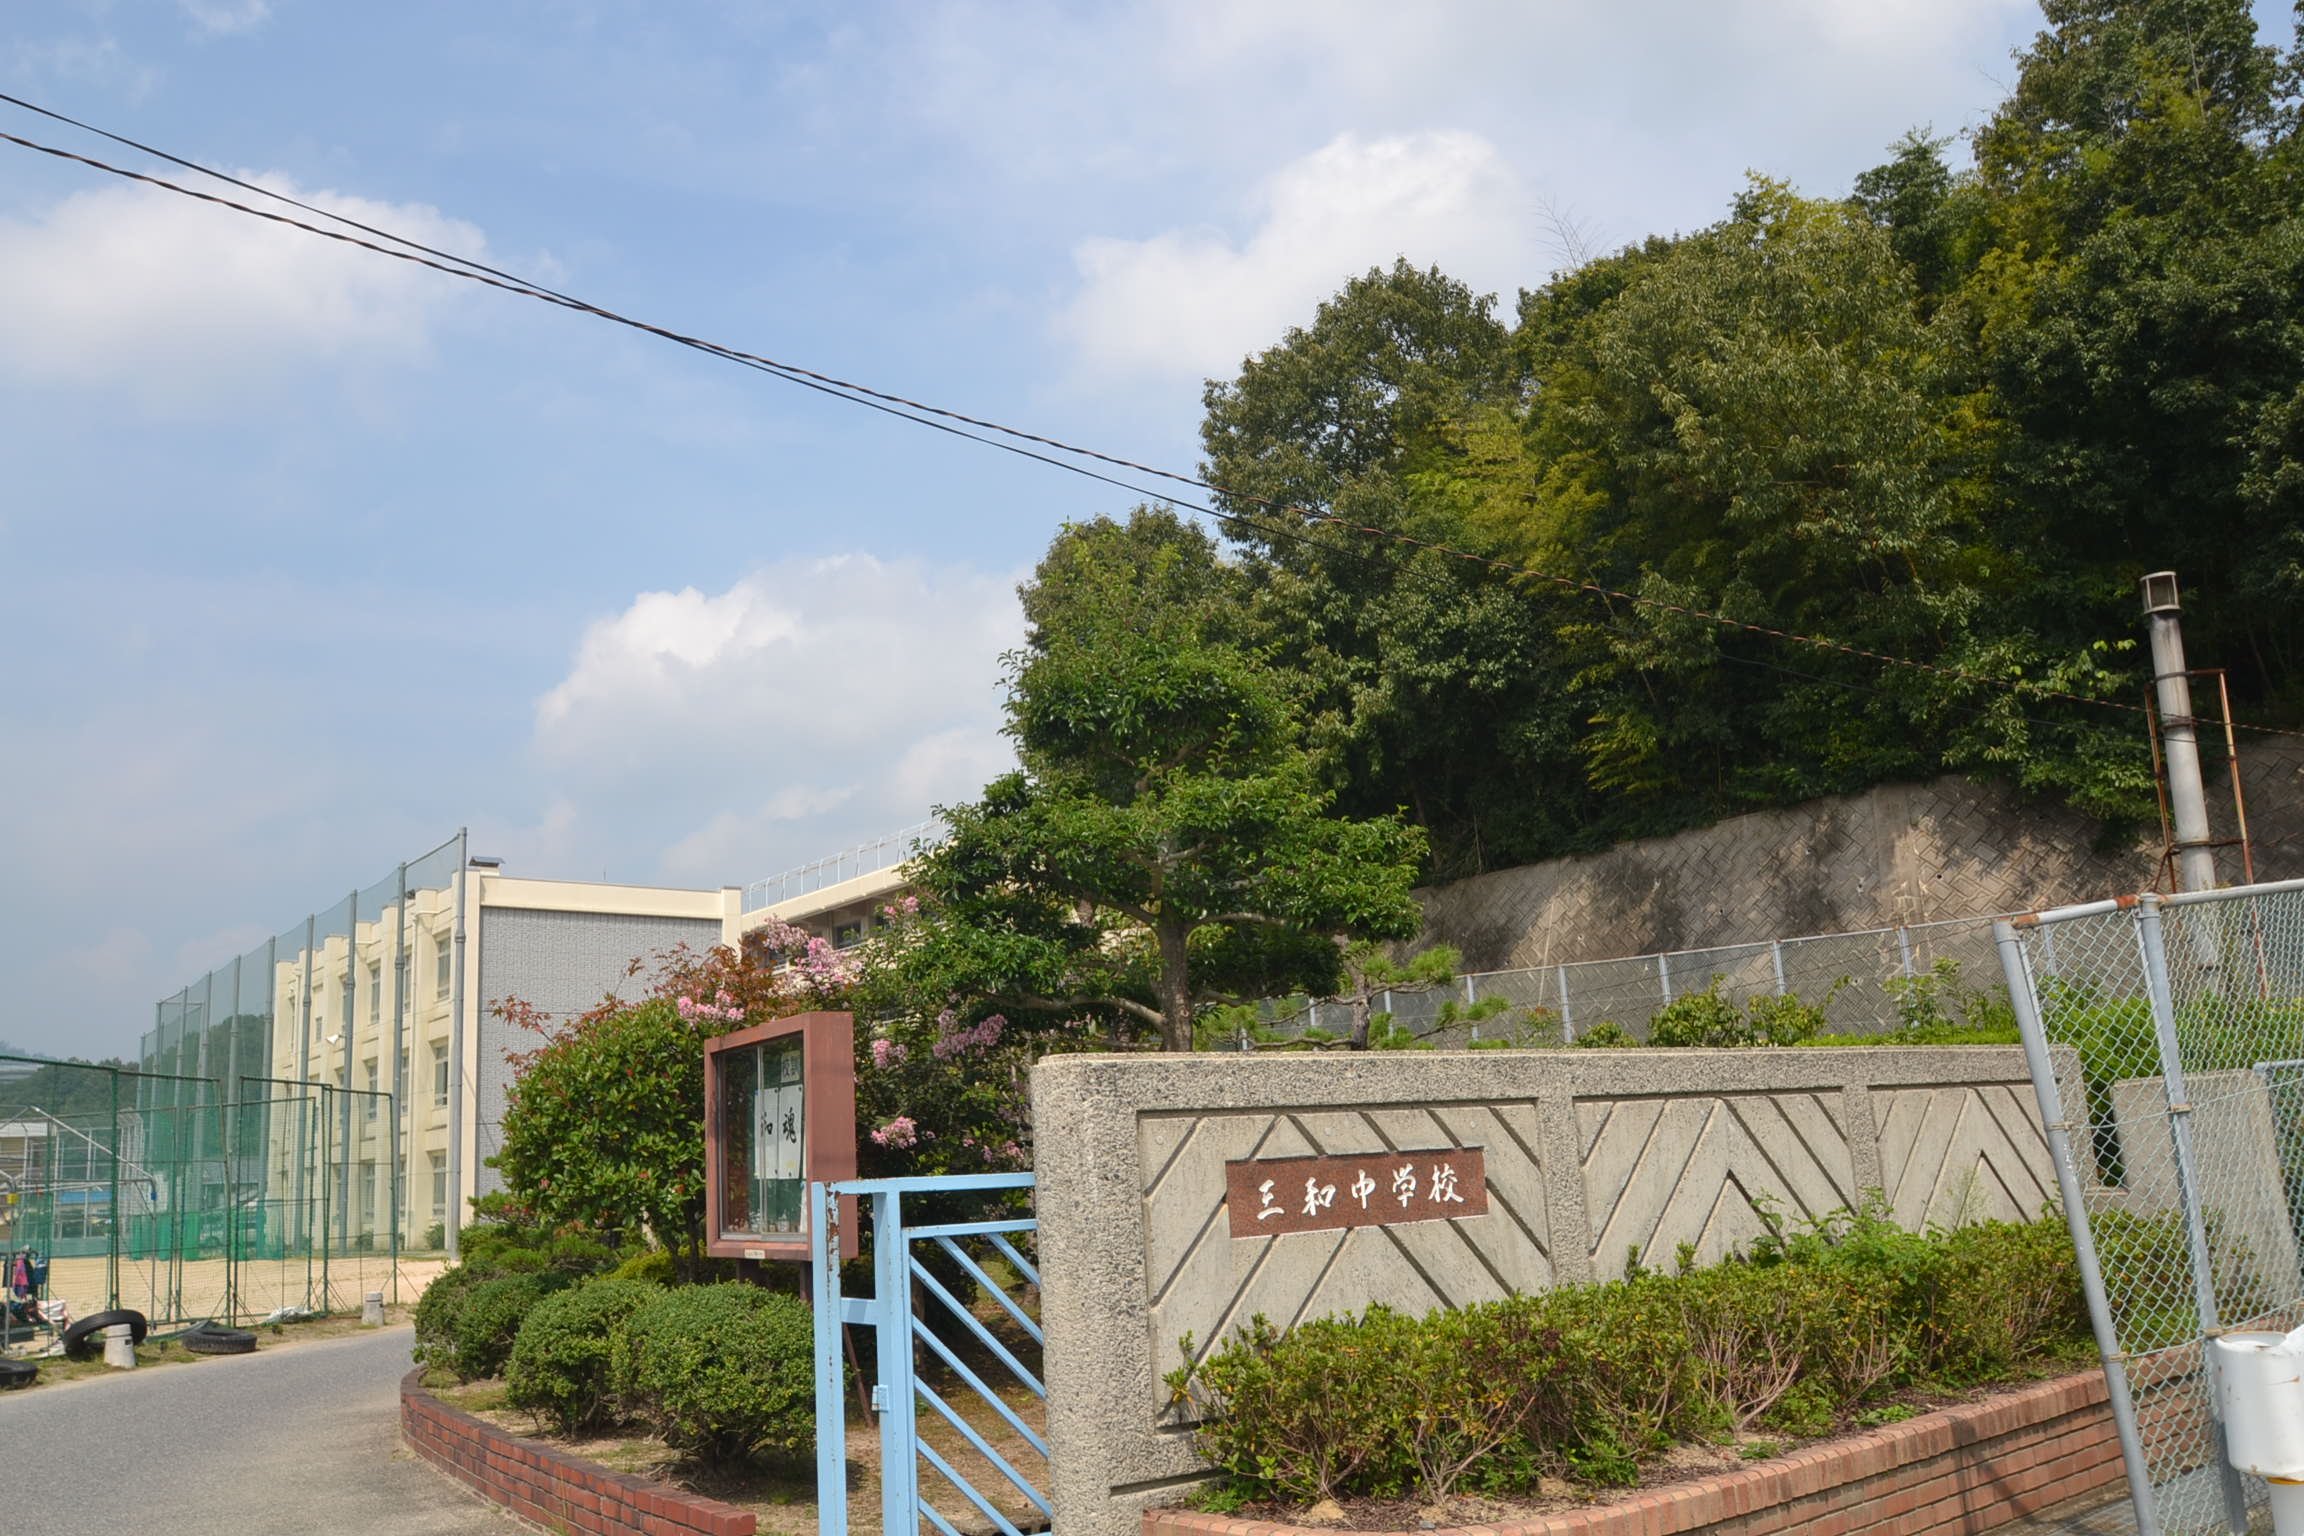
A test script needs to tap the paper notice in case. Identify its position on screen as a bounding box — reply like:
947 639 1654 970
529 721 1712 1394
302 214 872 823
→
771 1081 803 1182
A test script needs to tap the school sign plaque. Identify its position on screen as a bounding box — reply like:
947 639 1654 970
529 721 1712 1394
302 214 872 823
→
1222 1147 1488 1237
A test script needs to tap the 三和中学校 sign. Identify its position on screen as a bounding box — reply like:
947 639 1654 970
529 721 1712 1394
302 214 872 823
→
1222 1147 1488 1238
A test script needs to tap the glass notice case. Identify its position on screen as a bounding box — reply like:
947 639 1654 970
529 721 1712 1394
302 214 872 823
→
701 1011 856 1261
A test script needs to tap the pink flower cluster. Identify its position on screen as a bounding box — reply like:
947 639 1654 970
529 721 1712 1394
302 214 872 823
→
870 1038 909 1070
932 1011 1006 1061
870 1115 919 1149
959 1132 1027 1165
748 915 865 996
675 990 745 1023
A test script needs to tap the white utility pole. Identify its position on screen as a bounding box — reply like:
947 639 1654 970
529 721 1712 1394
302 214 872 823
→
2142 572 2219 893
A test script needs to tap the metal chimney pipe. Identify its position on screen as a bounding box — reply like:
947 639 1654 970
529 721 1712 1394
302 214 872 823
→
2142 572 2218 893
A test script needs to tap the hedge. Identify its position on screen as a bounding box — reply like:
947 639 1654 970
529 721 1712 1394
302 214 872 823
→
612 1282 817 1465
505 1278 661 1434
1169 1208 2093 1508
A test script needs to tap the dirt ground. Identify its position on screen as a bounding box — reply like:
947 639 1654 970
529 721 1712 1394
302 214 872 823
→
30 1251 445 1334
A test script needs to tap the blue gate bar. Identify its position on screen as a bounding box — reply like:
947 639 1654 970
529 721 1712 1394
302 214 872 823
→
811 1172 1046 1536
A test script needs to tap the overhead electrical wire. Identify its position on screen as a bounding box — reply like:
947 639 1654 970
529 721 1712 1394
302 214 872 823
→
2 100 2293 744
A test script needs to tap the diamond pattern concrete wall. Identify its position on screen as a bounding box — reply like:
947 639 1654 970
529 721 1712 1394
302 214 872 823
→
1035 1047 2064 1536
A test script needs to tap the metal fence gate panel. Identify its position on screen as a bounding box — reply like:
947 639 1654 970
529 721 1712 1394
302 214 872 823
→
1998 878 2304 1536
812 1173 1048 1536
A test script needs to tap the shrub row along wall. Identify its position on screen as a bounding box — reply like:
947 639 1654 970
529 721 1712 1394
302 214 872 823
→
1142 1372 2121 1536
400 1369 757 1536
1031 1047 2073 1536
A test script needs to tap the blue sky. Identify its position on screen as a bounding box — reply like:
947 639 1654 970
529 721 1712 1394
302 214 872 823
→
3 0 2286 1060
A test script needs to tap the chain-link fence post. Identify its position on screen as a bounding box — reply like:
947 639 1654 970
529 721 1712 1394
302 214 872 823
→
1997 918 2164 1536
2135 895 2252 1534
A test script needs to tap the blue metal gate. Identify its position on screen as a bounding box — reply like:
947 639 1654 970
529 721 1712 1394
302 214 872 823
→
810 1173 1050 1535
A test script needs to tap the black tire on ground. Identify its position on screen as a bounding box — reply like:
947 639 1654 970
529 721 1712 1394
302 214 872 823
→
0 1359 35 1389
181 1326 257 1355
60 1309 149 1361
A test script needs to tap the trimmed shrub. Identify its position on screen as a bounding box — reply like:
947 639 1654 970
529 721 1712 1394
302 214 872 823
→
608 1248 675 1286
412 1261 487 1374
615 1283 816 1465
1174 1211 2093 1509
450 1273 560 1381
506 1278 658 1434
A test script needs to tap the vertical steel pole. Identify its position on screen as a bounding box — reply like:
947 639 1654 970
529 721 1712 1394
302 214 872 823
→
1996 920 2164 1536
339 891 358 1251
875 1189 917 1534
108 1067 121 1311
225 954 242 1319
390 861 407 1289
446 832 469 1261
1657 953 1672 1008
2142 574 2220 894
2135 895 2251 1533
1557 965 1576 1043
1771 940 1787 996
295 915 314 1256
1896 926 1915 979
811 1182 848 1536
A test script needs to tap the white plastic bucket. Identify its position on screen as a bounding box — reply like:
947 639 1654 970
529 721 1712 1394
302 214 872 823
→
2215 1331 2304 1478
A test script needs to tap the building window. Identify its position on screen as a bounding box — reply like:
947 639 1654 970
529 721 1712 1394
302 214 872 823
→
432 1043 450 1107
367 964 381 1022
434 935 452 999
430 1152 447 1218
358 1161 376 1231
363 1060 378 1119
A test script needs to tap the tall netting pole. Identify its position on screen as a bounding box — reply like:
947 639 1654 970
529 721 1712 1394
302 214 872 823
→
1996 918 2163 1536
2135 895 2252 1533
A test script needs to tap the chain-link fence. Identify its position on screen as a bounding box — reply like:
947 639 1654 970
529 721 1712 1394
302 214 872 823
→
0 1054 414 1350
1241 911 2012 1048
1997 878 2304 1536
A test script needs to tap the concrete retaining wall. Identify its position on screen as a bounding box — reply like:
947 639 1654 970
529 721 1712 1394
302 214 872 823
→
1417 754 2304 975
1032 1047 2066 1536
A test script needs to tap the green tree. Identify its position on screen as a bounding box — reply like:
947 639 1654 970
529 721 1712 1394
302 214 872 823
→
890 510 1428 1051
492 996 714 1269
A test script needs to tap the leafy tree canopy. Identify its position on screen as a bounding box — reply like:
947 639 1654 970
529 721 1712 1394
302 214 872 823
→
1178 0 2300 882
887 510 1428 1050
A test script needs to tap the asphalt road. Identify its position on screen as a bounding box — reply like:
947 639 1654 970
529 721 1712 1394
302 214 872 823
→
0 1326 517 1536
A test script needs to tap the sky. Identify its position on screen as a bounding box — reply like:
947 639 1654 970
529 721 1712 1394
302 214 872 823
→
2 0 2287 1061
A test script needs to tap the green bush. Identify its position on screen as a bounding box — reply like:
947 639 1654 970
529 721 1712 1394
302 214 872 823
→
608 1248 676 1285
449 1273 563 1381
1648 982 1750 1047
1174 1210 2092 1509
614 1283 817 1465
506 1278 659 1434
412 1261 488 1374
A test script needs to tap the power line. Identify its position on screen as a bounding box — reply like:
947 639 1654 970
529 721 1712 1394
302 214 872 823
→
3 106 2296 743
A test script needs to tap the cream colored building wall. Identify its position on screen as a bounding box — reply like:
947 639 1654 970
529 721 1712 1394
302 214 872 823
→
263 874 743 1249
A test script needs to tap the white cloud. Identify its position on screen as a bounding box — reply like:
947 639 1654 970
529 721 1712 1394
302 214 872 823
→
180 1 272 35
1057 131 1538 381
532 555 1025 886
0 172 483 408
10 36 161 100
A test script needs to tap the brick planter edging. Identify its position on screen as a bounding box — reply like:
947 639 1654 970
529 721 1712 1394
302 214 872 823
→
1144 1370 2121 1536
400 1369 757 1536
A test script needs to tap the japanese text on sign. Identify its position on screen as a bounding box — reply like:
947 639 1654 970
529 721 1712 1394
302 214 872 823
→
1223 1148 1488 1237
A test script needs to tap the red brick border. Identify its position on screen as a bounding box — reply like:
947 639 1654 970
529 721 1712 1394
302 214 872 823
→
401 1369 757 1536
1144 1371 2121 1536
